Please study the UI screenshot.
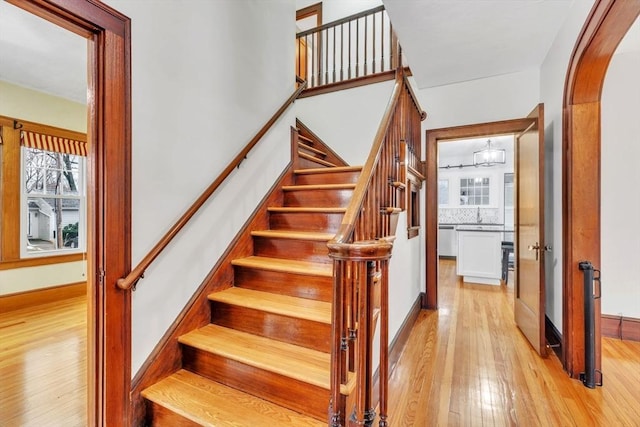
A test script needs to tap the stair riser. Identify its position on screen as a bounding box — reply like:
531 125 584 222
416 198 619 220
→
182 347 329 421
145 403 200 427
269 212 344 233
295 171 360 185
234 267 332 302
210 303 331 352
283 189 353 208
253 237 330 264
299 157 330 169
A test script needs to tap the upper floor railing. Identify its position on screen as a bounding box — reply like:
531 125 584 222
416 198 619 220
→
297 5 401 90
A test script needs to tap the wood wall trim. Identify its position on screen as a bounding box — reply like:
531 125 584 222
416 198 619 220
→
424 118 534 309
8 1 133 426
0 114 87 141
299 70 396 98
0 253 87 270
296 2 322 25
129 164 295 426
601 315 640 342
0 281 86 312
562 0 640 379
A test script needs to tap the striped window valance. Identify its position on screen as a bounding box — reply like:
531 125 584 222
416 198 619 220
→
21 130 87 156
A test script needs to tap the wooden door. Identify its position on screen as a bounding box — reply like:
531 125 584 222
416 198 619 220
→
514 103 547 356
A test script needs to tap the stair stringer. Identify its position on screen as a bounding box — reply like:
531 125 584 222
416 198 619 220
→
130 164 296 427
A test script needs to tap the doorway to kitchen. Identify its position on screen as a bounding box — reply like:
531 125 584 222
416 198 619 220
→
436 135 515 288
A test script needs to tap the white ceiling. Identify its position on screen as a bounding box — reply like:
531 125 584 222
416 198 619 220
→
438 134 514 165
383 0 575 89
0 1 87 104
0 1 637 102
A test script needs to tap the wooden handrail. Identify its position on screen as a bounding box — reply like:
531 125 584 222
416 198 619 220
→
329 73 402 246
117 79 308 290
327 67 426 426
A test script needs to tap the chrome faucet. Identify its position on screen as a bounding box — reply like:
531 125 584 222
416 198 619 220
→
477 207 482 223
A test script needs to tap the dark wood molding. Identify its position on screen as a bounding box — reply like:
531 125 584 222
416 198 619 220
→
546 315 563 359
601 314 640 342
0 253 87 270
8 1 133 425
130 165 295 426
299 70 397 98
424 118 533 310
295 118 348 167
372 294 424 408
296 2 322 25
562 0 640 379
0 281 86 312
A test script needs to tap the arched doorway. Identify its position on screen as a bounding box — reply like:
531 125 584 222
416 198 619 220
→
563 0 640 378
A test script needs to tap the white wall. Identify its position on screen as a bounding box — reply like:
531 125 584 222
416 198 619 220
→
540 0 596 329
296 79 395 164
414 68 540 131
601 49 640 318
103 0 296 376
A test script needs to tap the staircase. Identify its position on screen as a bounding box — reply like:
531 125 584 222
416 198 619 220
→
141 135 362 425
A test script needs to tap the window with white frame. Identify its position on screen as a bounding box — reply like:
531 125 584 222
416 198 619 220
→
459 177 490 205
21 131 86 256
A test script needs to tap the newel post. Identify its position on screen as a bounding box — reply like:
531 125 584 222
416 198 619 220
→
327 240 393 427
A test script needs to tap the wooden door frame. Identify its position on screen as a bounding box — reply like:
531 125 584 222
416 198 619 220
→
424 118 533 310
562 0 640 379
8 0 132 425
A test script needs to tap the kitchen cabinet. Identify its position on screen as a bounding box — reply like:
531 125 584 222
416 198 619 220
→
456 227 503 285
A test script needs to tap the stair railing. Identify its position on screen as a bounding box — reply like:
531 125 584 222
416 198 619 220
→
117 77 307 291
297 5 401 90
327 69 425 426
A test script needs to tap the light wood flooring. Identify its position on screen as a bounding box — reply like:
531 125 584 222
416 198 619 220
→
1 261 639 426
383 259 640 426
0 296 86 427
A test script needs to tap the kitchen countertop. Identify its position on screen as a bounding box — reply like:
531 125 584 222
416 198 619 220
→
456 225 514 232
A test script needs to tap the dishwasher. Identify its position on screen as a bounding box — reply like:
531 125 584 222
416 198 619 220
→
438 225 457 258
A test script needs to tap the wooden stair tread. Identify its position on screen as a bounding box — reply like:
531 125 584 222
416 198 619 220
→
251 230 334 241
208 287 331 324
282 183 356 191
142 369 325 427
294 166 362 175
180 325 333 390
298 152 337 167
298 141 327 157
268 206 346 213
232 256 332 277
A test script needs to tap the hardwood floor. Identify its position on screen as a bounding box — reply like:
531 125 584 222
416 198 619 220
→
0 296 86 427
1 261 638 426
384 259 640 426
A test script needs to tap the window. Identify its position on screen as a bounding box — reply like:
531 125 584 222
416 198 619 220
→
0 117 87 262
22 144 85 255
407 178 421 239
460 177 490 205
438 179 449 205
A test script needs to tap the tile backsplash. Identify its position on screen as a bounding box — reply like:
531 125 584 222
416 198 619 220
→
439 207 500 224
